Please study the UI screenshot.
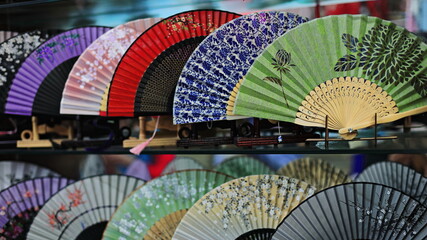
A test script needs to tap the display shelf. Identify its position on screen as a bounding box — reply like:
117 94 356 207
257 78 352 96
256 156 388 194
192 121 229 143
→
2 131 426 155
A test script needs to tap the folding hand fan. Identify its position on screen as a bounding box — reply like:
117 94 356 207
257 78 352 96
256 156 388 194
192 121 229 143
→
103 170 233 240
0 30 52 113
172 175 316 240
232 15 427 139
161 157 204 174
356 161 427 205
4 26 111 116
276 157 352 191
0 31 18 43
173 11 308 124
0 177 72 239
214 155 274 178
107 10 241 117
272 182 427 240
26 174 145 240
60 18 162 116
0 161 60 191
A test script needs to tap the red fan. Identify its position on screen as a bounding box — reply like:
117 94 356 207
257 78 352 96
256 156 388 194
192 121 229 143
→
107 10 241 117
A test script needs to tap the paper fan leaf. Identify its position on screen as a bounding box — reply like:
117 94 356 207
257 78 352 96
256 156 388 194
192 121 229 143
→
334 54 357 71
173 175 316 240
60 18 162 116
5 27 111 116
0 31 53 113
0 177 72 239
214 156 274 178
103 170 233 240
276 157 352 191
356 161 427 205
272 183 427 239
107 10 241 117
342 33 359 53
173 11 307 124
233 15 427 136
27 175 145 240
161 157 204 174
0 161 61 191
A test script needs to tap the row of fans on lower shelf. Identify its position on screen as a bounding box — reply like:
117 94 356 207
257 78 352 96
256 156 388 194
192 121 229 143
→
0 156 426 239
0 10 426 140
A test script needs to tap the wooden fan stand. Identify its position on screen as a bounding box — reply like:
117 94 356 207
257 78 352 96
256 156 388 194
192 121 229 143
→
17 116 73 148
123 116 178 148
305 114 398 148
235 118 320 147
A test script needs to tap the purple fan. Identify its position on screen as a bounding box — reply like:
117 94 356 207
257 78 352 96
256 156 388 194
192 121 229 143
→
5 26 111 116
0 177 73 239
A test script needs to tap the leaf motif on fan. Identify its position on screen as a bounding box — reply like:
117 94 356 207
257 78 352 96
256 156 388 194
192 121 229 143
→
334 54 357 71
36 34 80 64
264 49 295 107
342 33 359 53
335 24 426 96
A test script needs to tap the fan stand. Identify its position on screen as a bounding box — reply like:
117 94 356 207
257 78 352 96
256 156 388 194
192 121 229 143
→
17 116 73 148
306 114 397 148
176 121 235 148
123 116 178 148
235 118 320 147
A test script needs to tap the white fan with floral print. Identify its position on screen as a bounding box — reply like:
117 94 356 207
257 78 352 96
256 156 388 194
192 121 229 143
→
26 175 146 240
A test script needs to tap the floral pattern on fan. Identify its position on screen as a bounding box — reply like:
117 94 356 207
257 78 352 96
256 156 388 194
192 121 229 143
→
163 13 215 38
47 187 85 229
173 12 307 123
0 31 49 86
36 33 80 64
200 175 314 230
263 49 295 107
342 190 426 238
76 27 137 89
0 190 40 239
334 24 427 96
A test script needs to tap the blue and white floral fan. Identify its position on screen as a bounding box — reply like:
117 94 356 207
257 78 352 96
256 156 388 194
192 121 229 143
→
173 11 308 124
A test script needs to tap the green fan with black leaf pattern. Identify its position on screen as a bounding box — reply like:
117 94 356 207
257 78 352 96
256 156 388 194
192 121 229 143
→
230 15 427 139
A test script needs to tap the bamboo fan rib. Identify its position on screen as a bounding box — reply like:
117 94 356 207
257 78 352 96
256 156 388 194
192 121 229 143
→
272 182 427 240
60 18 162 116
172 11 307 124
0 31 52 113
357 161 427 205
0 31 18 43
277 157 352 191
214 155 274 178
233 15 427 139
103 170 233 240
173 175 316 240
161 157 204 174
0 161 60 191
27 175 145 240
5 26 111 116
0 177 72 239
107 10 241 117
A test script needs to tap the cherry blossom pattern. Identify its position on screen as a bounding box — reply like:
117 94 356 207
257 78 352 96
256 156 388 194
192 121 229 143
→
0 31 49 87
199 175 315 231
47 187 85 230
0 190 40 239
